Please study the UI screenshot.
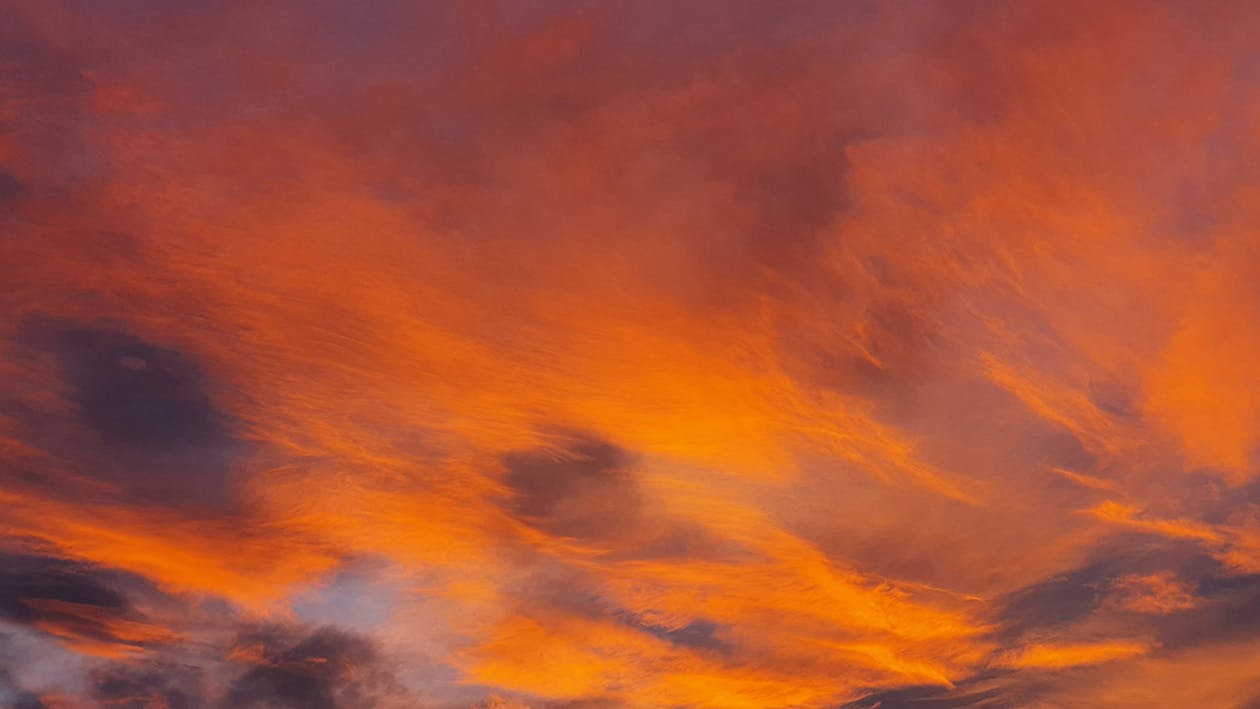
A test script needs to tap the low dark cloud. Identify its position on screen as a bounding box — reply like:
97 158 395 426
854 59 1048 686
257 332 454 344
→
995 566 1105 642
896 550 1260 707
0 651 45 709
1085 378 1139 420
0 672 45 709
223 625 397 709
0 555 125 621
49 326 226 451
0 170 23 203
841 679 1016 709
1027 429 1097 474
994 540 1214 642
624 616 731 654
1152 572 1260 652
92 662 203 709
8 317 243 511
0 552 172 654
501 435 639 541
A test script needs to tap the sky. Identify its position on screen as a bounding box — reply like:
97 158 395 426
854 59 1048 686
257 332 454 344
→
1 0 1259 707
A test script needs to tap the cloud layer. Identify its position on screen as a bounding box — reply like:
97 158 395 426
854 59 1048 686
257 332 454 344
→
2 0 1259 706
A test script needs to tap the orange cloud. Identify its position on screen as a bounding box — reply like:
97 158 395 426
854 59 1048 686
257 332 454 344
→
1103 572 1199 615
998 639 1152 670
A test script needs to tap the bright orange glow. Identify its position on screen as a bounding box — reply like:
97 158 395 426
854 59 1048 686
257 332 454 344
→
999 640 1152 669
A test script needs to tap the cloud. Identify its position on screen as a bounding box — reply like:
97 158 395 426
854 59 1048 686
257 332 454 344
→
4 316 244 513
0 170 23 203
0 658 46 709
0 553 178 658
47 325 227 453
1104 573 1199 615
500 434 639 542
91 662 203 709
841 675 1025 709
995 640 1152 670
222 625 398 709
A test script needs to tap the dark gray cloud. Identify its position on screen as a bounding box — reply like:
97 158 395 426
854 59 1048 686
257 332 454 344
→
90 664 201 709
1151 572 1260 652
0 170 22 203
994 539 1215 642
1085 378 1140 420
223 625 397 709
91 662 203 709
622 616 731 654
995 566 1106 642
7 316 243 511
0 671 45 709
0 553 172 653
499 436 742 660
0 555 125 623
501 435 639 541
49 326 226 451
841 677 1018 709
0 640 46 709
502 435 744 562
1026 429 1097 473
875 548 1260 707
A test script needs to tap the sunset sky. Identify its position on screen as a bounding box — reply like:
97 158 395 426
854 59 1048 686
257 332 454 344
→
2 1 1260 707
